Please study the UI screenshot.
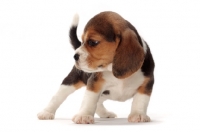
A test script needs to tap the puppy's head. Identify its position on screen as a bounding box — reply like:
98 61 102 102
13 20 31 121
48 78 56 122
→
74 11 145 79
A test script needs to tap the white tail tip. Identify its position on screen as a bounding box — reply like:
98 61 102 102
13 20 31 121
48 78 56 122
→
71 13 79 26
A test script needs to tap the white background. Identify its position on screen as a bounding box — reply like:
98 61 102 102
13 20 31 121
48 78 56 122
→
1 0 200 132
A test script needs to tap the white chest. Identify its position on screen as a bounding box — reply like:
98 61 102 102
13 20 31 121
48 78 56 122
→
101 70 145 102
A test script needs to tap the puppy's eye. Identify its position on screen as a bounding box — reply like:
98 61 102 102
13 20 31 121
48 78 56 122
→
88 39 99 47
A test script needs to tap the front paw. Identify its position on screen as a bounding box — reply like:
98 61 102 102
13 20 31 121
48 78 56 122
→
128 113 150 123
37 110 55 120
72 114 94 124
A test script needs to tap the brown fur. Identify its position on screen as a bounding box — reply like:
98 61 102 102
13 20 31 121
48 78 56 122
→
74 81 85 89
82 29 120 69
113 29 145 79
82 11 144 79
87 73 105 93
137 77 152 96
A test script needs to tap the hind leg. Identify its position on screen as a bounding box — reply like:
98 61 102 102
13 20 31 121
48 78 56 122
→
37 66 86 120
95 98 117 118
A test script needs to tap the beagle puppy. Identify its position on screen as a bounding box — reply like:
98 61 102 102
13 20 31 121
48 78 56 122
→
37 11 155 124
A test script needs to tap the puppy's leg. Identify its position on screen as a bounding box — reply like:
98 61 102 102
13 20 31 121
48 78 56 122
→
128 93 150 122
72 73 103 124
37 85 77 120
37 67 87 120
95 98 117 118
128 77 153 123
72 90 100 124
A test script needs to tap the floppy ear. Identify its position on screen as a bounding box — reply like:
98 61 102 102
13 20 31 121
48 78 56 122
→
112 29 145 79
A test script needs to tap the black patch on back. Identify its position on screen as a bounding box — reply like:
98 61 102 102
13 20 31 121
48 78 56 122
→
69 26 81 50
141 42 155 77
102 90 110 95
62 66 91 85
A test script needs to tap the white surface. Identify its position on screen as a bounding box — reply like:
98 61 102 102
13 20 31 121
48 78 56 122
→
1 0 200 132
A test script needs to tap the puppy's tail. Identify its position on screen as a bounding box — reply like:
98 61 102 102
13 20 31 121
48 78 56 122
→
69 14 81 50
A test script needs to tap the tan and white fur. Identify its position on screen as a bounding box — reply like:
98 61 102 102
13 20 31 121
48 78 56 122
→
37 11 155 124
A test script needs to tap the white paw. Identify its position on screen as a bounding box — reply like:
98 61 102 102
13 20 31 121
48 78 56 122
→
72 114 94 124
37 110 55 120
128 113 150 123
98 111 117 118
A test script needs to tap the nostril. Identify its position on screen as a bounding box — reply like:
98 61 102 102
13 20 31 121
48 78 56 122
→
74 53 80 61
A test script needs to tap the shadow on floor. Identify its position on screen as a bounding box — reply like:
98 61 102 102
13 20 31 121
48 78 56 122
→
54 117 162 125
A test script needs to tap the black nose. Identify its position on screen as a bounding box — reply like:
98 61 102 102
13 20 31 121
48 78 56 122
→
74 53 80 61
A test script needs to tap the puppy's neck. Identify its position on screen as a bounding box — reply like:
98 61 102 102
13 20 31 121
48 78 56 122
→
106 63 113 72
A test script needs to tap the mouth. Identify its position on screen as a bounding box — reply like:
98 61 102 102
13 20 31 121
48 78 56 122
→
75 61 111 73
74 63 96 73
98 65 103 68
82 69 97 73
78 67 97 73
75 64 106 73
